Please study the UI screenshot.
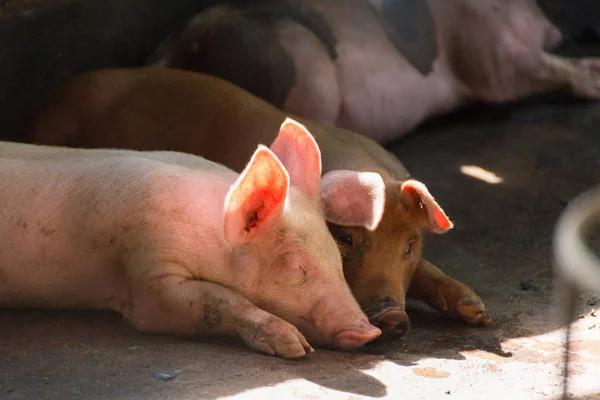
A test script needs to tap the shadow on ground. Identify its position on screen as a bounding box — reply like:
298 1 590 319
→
0 309 388 399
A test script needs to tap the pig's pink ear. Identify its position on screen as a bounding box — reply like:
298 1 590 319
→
223 145 289 244
269 117 322 199
320 170 386 231
400 180 453 234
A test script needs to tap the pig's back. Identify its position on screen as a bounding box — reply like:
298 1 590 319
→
28 68 286 173
29 68 410 179
0 144 231 310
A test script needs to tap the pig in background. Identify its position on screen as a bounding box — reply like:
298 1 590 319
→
27 67 491 341
0 121 384 359
146 0 600 143
539 0 600 44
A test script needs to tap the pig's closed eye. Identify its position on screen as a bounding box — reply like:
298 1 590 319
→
291 264 308 284
282 253 309 283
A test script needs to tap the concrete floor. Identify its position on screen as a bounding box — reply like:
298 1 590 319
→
2 94 600 399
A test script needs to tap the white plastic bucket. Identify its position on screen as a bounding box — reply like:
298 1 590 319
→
554 184 600 292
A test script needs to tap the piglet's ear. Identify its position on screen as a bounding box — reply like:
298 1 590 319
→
269 117 322 200
224 145 289 245
400 180 453 234
321 170 386 231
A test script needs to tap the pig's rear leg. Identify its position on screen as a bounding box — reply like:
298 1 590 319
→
488 51 600 102
539 53 600 100
407 259 492 326
126 275 314 358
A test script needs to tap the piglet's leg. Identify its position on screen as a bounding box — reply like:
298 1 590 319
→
407 259 491 326
538 53 600 100
126 274 314 359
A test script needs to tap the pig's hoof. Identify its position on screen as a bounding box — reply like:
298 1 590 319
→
432 278 492 327
569 58 600 100
239 315 314 359
453 296 492 326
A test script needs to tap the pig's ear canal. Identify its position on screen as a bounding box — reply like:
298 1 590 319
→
400 180 453 234
320 170 386 231
223 145 290 244
269 117 322 200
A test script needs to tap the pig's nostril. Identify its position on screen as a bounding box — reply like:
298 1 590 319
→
391 318 411 338
373 318 410 337
370 309 411 339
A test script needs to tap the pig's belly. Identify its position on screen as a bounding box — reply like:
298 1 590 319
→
0 243 129 312
334 46 437 141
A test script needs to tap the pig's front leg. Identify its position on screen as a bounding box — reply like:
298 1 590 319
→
407 259 492 326
126 275 314 358
538 53 600 100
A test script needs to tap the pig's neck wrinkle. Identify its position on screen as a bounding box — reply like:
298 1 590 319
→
167 171 258 289
223 245 261 299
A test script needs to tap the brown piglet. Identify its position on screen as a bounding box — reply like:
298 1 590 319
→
28 68 492 340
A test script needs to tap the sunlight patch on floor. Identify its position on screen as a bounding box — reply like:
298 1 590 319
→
460 165 504 184
217 323 600 400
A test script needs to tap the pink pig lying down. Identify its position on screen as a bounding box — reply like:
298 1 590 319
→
0 120 384 359
148 0 600 143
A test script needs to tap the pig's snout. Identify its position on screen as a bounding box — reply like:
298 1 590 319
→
364 299 411 340
370 309 411 339
333 320 382 351
304 295 381 351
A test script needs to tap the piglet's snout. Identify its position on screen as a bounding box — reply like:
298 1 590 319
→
366 299 411 340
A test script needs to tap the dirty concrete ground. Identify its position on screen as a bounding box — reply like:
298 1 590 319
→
2 96 600 399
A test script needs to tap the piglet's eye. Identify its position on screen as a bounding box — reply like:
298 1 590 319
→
337 231 353 246
404 242 413 256
328 225 356 247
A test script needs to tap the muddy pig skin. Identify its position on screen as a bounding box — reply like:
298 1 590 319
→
146 0 600 143
0 123 385 359
28 68 492 340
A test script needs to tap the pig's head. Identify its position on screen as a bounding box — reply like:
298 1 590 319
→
222 118 383 350
324 177 453 340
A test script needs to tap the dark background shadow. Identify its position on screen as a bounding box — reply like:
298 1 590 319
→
0 0 221 143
